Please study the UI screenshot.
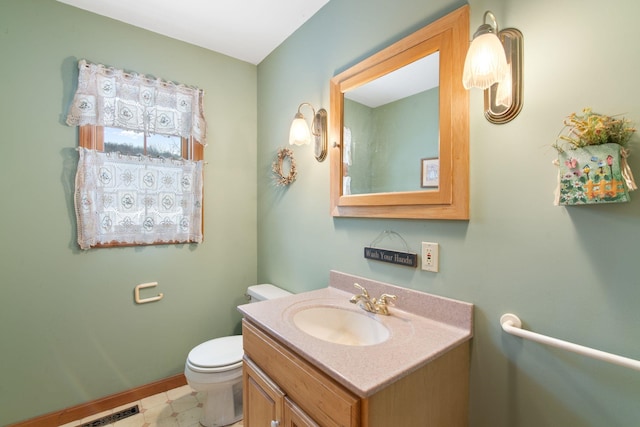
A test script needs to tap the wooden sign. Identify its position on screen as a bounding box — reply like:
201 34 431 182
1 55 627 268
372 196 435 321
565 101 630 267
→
364 247 418 268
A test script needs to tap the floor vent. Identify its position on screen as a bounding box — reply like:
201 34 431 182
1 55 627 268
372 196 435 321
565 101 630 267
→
78 405 140 427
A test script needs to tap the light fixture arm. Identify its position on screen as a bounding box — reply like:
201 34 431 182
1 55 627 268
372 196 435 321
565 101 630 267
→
484 11 498 33
296 102 320 136
471 11 499 39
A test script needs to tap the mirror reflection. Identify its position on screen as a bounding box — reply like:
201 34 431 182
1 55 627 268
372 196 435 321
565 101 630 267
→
343 52 440 195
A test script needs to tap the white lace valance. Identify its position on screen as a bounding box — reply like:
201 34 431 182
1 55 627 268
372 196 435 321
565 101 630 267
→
66 60 207 145
75 148 203 249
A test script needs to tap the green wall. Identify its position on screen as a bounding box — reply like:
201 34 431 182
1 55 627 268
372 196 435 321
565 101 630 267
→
0 1 257 424
346 88 439 193
370 88 439 192
257 0 640 426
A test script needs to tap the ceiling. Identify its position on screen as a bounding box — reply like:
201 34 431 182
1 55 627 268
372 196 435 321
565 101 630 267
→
57 0 330 65
346 52 440 108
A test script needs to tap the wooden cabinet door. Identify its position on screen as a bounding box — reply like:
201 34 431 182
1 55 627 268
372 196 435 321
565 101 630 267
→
283 397 320 427
243 357 285 427
243 320 360 426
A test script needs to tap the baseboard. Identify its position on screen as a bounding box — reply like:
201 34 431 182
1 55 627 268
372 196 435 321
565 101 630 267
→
8 373 187 427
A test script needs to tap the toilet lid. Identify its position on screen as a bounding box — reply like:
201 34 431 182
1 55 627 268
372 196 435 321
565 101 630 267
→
188 335 243 369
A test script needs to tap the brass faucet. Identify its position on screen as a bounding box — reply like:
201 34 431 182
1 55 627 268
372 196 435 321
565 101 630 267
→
350 283 376 312
349 283 397 315
374 293 398 315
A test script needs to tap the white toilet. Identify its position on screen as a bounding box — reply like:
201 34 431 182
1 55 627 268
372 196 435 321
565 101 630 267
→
184 284 292 427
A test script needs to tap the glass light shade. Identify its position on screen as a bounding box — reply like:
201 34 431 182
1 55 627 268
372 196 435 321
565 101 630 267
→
495 63 512 107
289 115 311 146
462 33 508 90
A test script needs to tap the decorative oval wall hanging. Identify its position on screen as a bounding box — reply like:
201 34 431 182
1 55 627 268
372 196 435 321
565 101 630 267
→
272 147 297 186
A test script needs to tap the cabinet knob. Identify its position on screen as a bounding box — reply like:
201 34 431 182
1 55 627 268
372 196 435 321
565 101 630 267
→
271 421 280 427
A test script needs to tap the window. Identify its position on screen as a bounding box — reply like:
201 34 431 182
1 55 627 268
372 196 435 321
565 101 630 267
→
105 127 183 159
67 60 207 249
79 126 204 162
75 125 205 249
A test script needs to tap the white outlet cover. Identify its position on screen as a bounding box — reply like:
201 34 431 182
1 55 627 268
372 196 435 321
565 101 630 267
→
421 242 439 272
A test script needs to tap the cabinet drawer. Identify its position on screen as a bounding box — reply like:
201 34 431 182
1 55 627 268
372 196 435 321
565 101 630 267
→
243 319 360 427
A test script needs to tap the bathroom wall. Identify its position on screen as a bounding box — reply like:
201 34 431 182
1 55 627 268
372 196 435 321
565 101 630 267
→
346 88 440 193
0 1 257 424
257 0 640 425
3 0 639 425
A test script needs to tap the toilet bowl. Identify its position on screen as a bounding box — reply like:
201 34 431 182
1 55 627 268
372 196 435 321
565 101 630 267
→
185 336 244 426
184 284 292 427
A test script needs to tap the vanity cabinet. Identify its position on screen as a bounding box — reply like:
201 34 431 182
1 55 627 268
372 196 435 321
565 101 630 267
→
284 397 320 427
242 319 470 427
243 356 320 427
243 357 284 426
243 320 359 426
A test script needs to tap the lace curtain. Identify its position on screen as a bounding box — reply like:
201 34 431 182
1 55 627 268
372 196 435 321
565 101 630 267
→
66 60 207 249
66 60 207 144
75 148 203 249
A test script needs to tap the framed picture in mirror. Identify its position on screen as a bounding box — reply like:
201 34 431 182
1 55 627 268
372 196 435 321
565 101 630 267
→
421 157 439 188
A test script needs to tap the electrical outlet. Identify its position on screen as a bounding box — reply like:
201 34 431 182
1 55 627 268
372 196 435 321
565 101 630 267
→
421 242 439 272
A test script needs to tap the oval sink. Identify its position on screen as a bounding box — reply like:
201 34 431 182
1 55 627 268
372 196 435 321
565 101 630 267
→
292 306 390 346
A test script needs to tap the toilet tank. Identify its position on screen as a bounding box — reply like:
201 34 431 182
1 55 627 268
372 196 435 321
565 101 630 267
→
247 284 292 302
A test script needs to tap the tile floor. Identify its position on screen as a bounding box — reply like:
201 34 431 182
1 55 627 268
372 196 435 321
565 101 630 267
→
59 384 243 427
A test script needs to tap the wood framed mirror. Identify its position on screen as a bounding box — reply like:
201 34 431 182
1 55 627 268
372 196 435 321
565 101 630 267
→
329 5 469 219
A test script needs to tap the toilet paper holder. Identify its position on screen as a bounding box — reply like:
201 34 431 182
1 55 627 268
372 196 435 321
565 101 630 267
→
135 282 164 304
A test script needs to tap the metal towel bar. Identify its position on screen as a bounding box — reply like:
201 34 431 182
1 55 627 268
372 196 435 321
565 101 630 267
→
500 313 640 372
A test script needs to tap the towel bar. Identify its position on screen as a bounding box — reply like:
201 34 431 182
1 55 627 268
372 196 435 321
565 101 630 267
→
500 313 640 372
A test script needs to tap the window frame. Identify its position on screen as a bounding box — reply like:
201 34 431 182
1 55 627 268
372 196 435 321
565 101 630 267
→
79 125 205 248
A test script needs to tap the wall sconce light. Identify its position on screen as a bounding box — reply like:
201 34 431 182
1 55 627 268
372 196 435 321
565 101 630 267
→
462 11 523 124
289 102 328 162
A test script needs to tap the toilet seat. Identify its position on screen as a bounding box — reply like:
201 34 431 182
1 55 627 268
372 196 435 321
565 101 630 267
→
187 335 243 373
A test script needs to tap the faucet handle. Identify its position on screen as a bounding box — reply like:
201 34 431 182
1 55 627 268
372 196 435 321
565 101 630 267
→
353 283 370 297
378 293 397 306
373 293 397 315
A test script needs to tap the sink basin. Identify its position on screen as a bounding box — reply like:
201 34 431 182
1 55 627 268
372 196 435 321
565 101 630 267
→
292 306 390 346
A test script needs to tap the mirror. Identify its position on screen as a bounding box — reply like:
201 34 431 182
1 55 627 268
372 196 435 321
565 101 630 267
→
344 52 440 194
330 5 469 219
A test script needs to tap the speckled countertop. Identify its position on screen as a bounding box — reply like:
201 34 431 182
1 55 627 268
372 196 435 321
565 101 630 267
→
238 271 473 397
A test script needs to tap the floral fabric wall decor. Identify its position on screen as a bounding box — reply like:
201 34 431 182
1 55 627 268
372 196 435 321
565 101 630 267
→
556 143 631 205
75 148 203 249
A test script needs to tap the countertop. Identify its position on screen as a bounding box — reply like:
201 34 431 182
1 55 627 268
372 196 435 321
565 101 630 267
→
238 271 473 397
